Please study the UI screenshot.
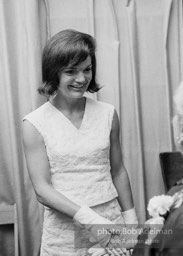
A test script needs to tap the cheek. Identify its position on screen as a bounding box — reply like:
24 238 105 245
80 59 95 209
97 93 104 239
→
60 76 73 86
87 73 92 81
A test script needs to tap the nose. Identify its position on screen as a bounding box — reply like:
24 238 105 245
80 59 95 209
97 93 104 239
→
75 71 86 83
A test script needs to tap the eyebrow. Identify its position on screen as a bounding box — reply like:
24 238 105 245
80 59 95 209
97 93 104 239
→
84 63 92 68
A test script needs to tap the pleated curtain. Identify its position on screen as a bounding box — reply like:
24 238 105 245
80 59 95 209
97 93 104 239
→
0 0 183 255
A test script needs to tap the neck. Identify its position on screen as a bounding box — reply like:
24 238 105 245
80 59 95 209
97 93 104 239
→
50 93 85 113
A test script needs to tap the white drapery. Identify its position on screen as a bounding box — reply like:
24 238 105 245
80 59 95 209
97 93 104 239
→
0 0 183 255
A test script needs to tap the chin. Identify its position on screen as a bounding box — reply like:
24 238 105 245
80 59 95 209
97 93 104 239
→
69 92 85 99
71 88 88 97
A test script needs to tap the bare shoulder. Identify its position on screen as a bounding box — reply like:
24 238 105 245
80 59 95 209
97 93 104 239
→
22 120 44 149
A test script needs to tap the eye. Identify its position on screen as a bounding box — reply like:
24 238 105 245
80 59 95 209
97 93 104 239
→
64 69 77 75
84 66 92 72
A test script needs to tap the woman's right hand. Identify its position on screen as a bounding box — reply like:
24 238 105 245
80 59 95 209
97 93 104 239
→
88 244 131 256
73 205 113 247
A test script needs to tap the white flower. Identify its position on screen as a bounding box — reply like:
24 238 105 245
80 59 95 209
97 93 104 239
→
147 194 174 218
147 190 183 219
145 191 183 246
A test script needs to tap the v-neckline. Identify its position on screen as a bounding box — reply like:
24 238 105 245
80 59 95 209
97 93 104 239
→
48 97 88 131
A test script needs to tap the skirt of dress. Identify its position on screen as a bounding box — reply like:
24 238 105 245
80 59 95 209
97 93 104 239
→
40 198 125 256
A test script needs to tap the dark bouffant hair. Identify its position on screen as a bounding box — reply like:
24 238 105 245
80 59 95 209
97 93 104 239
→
38 29 101 97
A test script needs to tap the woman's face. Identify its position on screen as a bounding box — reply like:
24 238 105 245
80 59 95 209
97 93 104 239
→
58 56 92 99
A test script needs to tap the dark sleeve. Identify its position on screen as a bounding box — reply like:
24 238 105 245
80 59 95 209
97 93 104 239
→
132 205 183 256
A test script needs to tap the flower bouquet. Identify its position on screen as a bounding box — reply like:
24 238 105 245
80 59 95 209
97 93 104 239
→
132 189 183 256
147 189 183 218
88 190 183 256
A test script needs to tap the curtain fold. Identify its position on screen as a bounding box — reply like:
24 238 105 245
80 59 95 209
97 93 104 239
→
165 0 183 150
125 0 146 221
1 0 183 255
0 1 15 206
94 0 121 114
86 0 95 36
162 0 174 149
179 1 183 80
0 1 46 255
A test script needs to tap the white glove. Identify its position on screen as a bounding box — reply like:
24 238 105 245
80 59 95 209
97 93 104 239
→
74 206 140 250
73 206 113 225
73 206 113 247
88 246 108 256
88 244 127 256
121 207 138 226
121 207 138 254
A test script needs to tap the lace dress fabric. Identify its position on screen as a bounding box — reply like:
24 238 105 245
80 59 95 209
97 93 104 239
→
41 199 124 256
23 97 121 255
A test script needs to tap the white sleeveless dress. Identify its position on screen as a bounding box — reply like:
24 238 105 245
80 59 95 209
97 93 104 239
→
23 97 124 256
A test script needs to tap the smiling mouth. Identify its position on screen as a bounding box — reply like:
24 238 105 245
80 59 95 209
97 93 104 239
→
70 84 86 89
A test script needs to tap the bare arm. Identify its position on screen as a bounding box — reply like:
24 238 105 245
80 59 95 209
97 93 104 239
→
22 120 80 218
110 109 134 211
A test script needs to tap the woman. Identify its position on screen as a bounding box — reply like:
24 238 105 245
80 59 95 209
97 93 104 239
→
22 29 139 256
